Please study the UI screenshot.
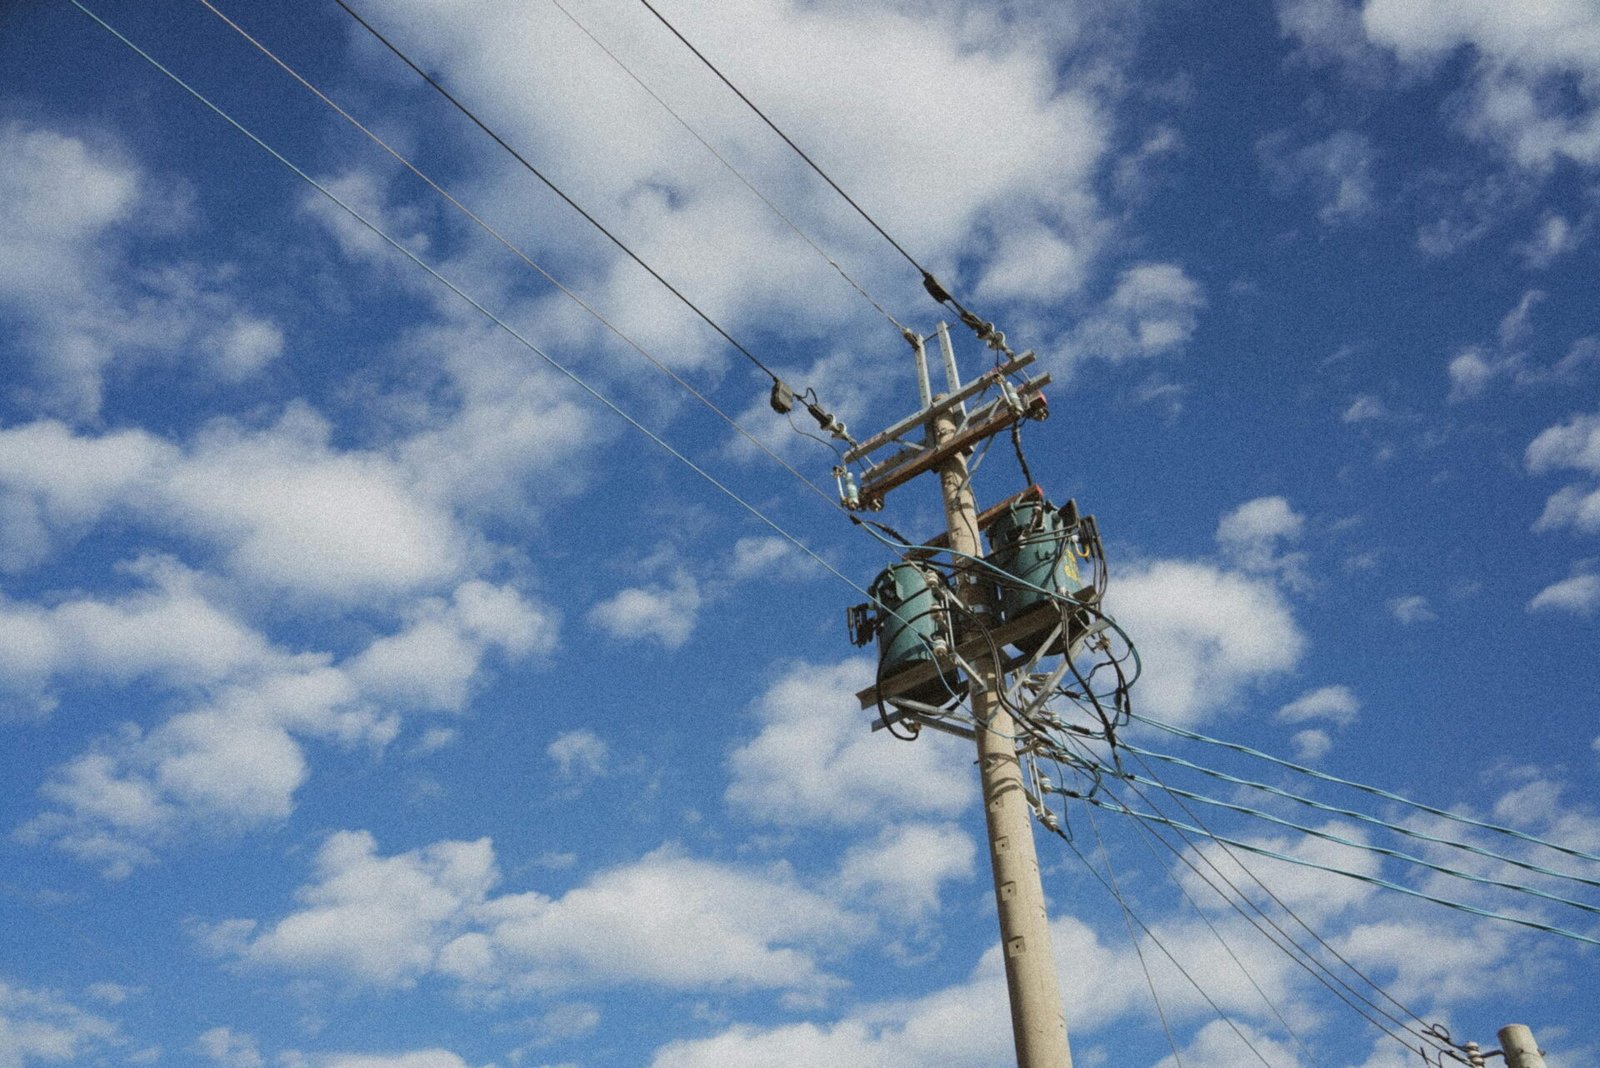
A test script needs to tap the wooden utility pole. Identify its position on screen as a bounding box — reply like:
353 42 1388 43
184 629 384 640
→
1497 1024 1549 1068
842 323 1066 1067
932 405 1073 1067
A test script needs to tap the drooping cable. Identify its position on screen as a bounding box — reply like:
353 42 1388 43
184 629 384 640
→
1084 807 1186 1068
1104 800 1331 1068
65 0 876 605
542 0 910 337
1054 736 1435 1055
1052 828 1279 1068
1125 742 1600 893
631 0 1014 352
330 0 852 434
1122 768 1600 917
1130 712 1600 867
193 0 845 511
1089 797 1600 948
1119 747 1587 1042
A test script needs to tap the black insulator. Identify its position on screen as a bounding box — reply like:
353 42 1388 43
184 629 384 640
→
769 378 795 414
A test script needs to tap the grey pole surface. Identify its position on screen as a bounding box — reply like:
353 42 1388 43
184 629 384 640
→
1498 1024 1549 1068
932 406 1073 1068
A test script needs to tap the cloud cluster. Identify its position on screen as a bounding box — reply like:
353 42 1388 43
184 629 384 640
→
1110 558 1304 725
15 574 551 876
1525 410 1600 613
0 123 286 416
0 978 131 1065
724 659 976 826
212 831 867 998
1280 1 1600 176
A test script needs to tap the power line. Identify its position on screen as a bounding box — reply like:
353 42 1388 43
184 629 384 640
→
541 0 911 338
191 0 841 511
65 0 875 608
1053 828 1279 1068
330 0 820 406
1130 712 1600 867
631 0 1016 354
1083 807 1187 1068
1055 736 1437 1057
1124 771 1600 921
633 0 925 275
1100 801 1331 1068
1125 741 1600 894
1089 796 1600 948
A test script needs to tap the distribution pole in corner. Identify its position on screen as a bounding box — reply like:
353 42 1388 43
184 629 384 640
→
1497 1025 1548 1068
932 405 1073 1068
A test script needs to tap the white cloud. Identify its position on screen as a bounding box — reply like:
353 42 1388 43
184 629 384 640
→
160 406 467 603
647 915 1139 1068
350 581 554 713
1070 263 1206 363
1388 595 1436 624
1527 412 1600 476
725 536 798 582
359 0 1116 373
0 978 124 1065
231 830 496 987
310 1054 470 1068
1276 0 1389 81
1154 1018 1304 1068
1215 497 1307 583
1527 412 1600 537
835 822 976 920
587 569 701 649
1342 395 1389 423
1291 727 1333 761
0 420 173 572
218 833 866 997
0 123 287 414
0 555 279 697
23 665 396 876
1276 685 1360 726
1527 572 1600 615
1259 129 1376 224
547 730 610 781
725 659 976 827
1175 821 1382 926
1517 212 1587 269
1108 561 1304 725
198 1026 265 1068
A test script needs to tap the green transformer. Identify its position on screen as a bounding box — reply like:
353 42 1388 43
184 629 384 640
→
868 561 957 706
985 498 1083 653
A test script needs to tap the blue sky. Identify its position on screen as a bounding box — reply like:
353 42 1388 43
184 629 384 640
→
2 0 1598 1065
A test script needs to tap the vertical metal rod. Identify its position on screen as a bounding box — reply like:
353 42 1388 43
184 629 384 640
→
936 321 968 418
912 333 933 410
933 404 1072 1068
1498 1025 1549 1068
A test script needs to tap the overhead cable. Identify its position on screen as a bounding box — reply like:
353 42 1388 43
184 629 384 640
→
1124 771 1600 921
1125 742 1600 893
1130 713 1600 867
66 0 873 605
1115 748 1551 1054
1053 828 1280 1068
1089 797 1600 948
331 0 851 434
543 0 911 337
1104 797 1344 1068
632 0 1014 352
1084 808 1188 1068
1061 738 1437 1053
192 0 840 511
